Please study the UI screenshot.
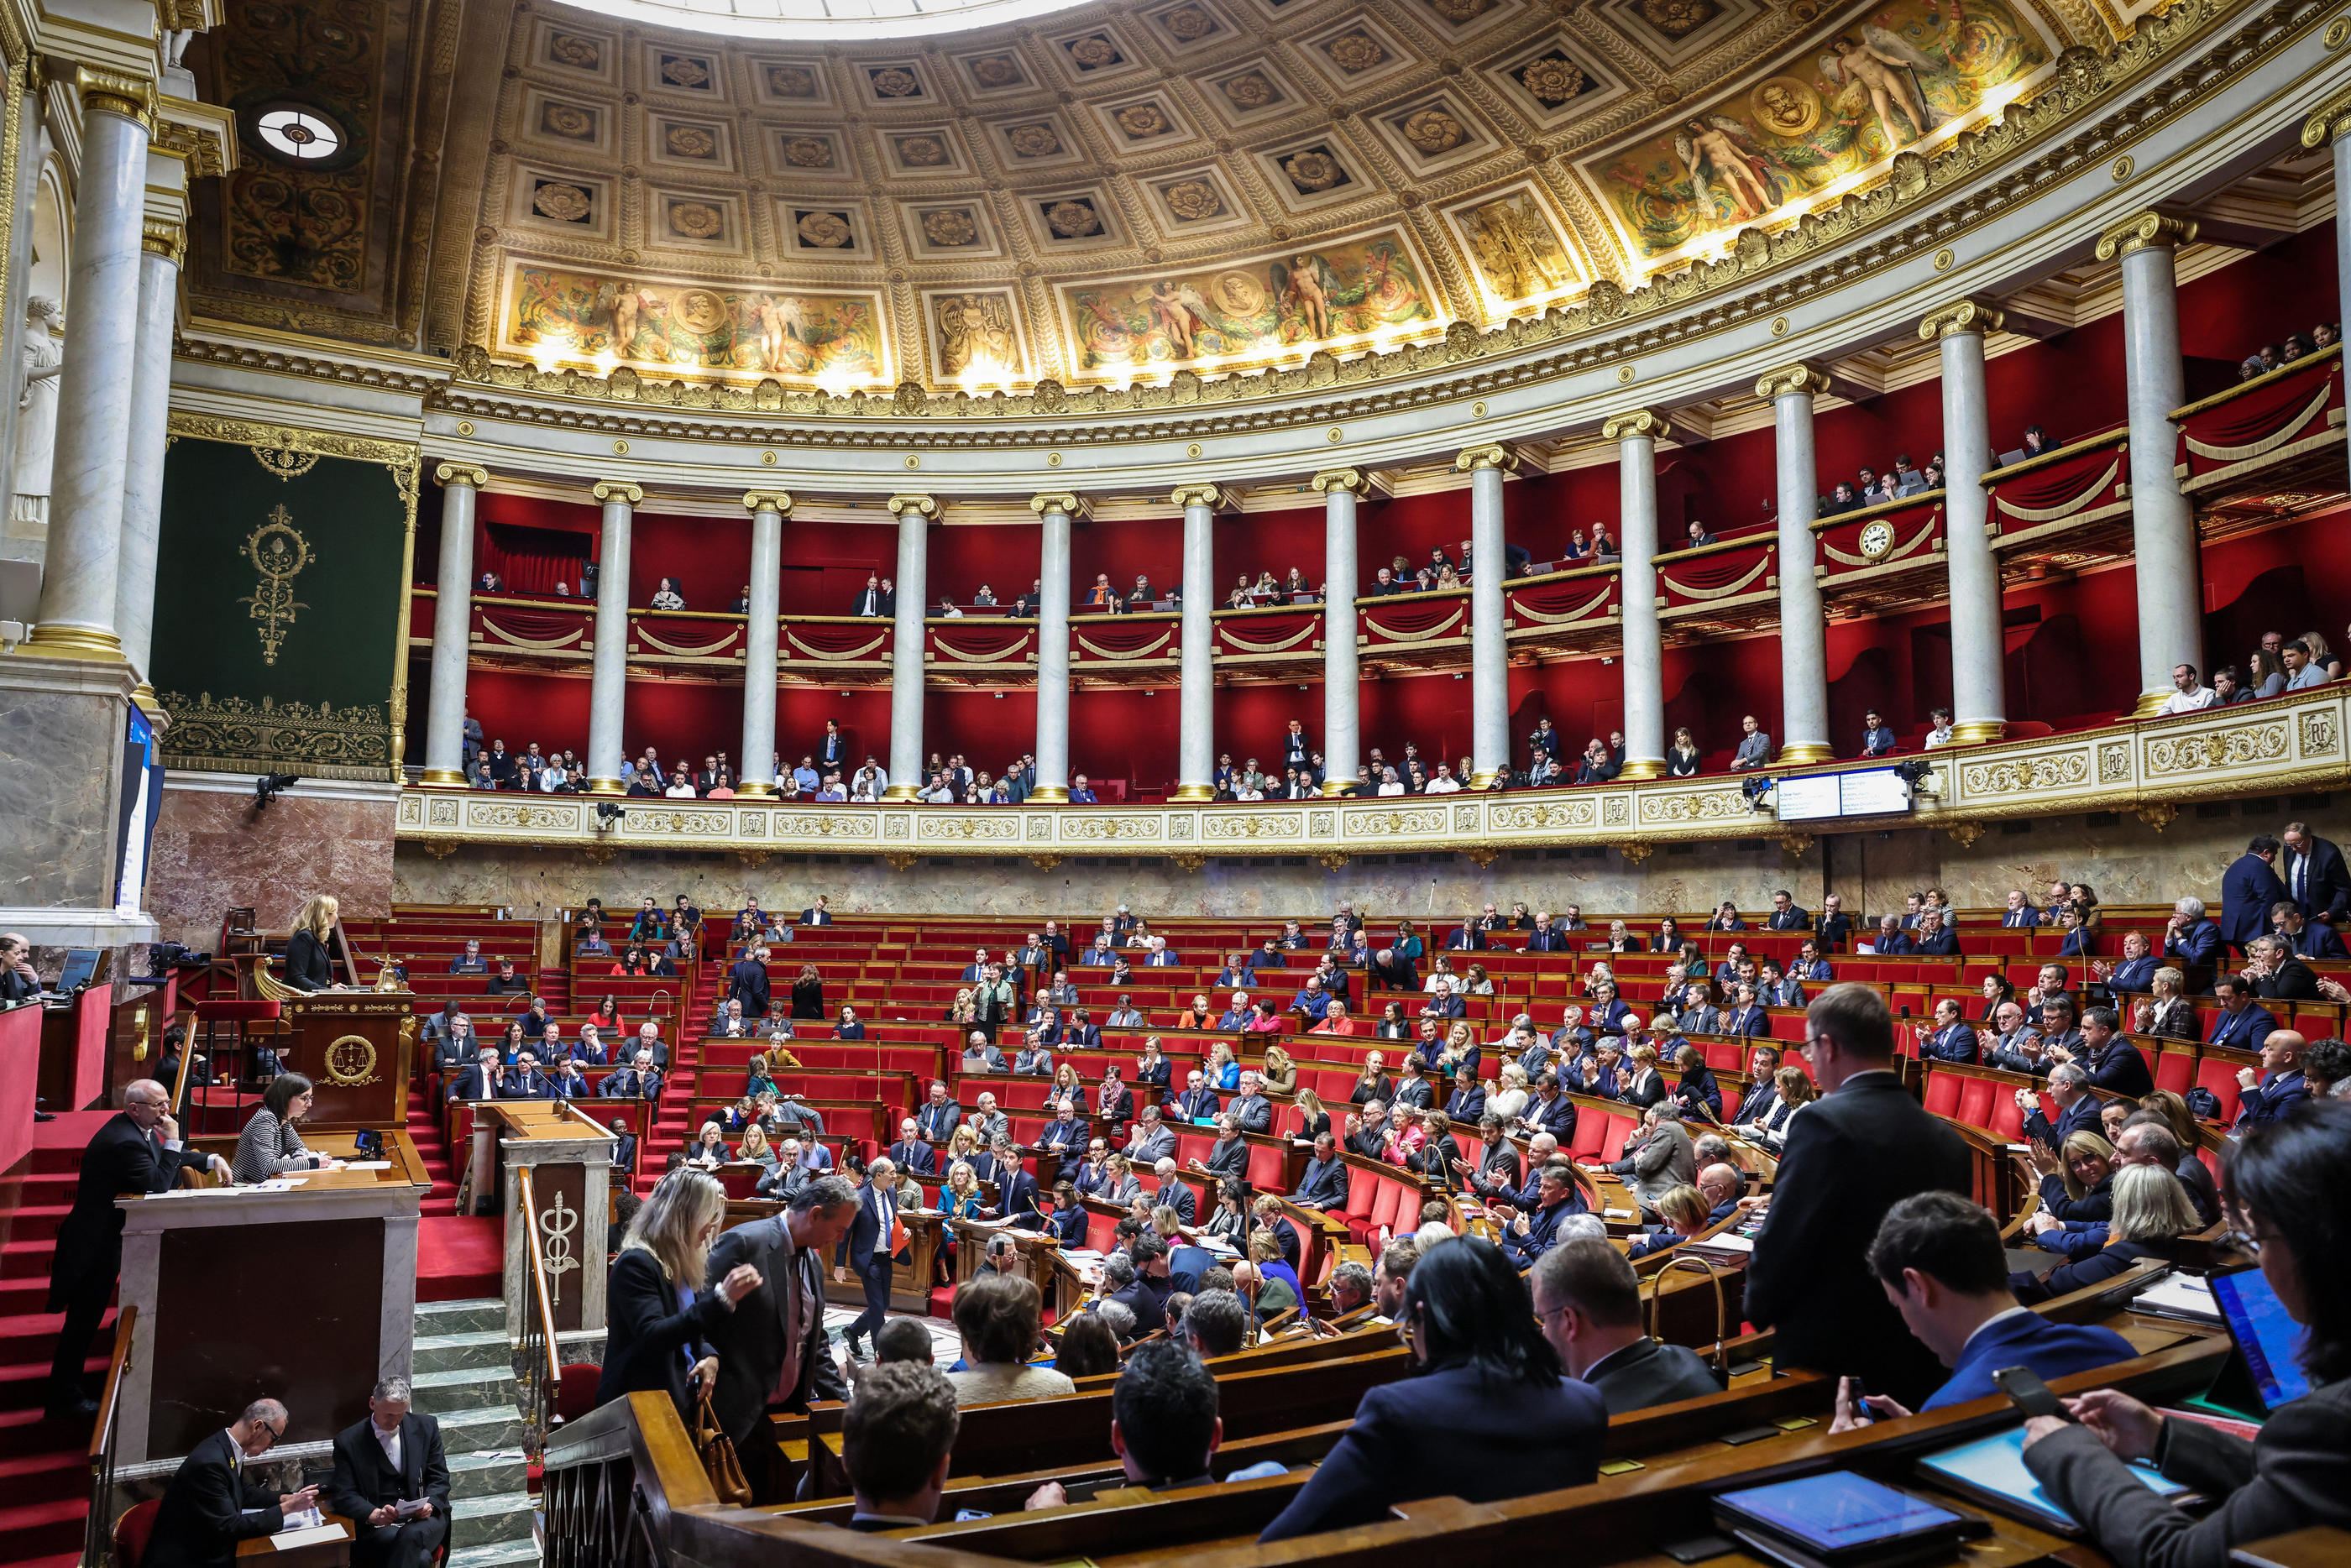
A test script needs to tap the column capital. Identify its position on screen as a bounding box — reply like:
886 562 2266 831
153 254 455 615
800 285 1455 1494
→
590 480 642 504
1453 442 1517 474
1755 363 1835 401
2094 210 2197 261
435 463 489 489
1919 298 2004 341
741 491 795 516
1169 483 1236 511
73 67 157 131
1029 491 1084 518
141 219 186 265
1600 409 1671 443
1311 468 1370 496
2301 86 2351 147
887 493 939 519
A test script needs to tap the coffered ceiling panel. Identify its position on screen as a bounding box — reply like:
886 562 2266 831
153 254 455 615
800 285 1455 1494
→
432 0 2095 391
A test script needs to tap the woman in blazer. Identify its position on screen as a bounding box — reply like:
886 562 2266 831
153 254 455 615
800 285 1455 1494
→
1292 1088 1334 1144
1258 1043 1298 1096
1666 727 1703 777
2034 1132 2116 1223
233 1074 342 1183
596 1169 761 1416
788 964 825 1020
1349 1052 1395 1107
1260 1236 1605 1540
2137 969 2201 1041
283 895 340 991
2010 1163 2191 1304
1619 1044 1667 1111
2022 1100 2351 1560
1097 1153 1143 1209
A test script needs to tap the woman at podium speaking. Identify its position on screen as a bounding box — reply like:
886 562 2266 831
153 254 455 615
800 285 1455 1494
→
285 894 342 991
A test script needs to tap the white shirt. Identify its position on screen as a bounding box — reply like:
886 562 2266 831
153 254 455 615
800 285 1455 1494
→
1924 725 1954 748
2160 686 2217 714
1426 776 1460 793
2287 664 2332 690
374 1419 403 1475
1377 781 1405 796
665 780 697 797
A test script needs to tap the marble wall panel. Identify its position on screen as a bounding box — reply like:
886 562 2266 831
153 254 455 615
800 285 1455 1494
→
0 682 128 911
150 786 396 949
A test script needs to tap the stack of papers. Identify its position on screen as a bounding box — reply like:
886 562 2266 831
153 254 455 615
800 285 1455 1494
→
2133 1273 2220 1324
270 1524 346 1552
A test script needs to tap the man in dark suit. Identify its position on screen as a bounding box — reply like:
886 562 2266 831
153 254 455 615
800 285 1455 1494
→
885 1119 936 1176
325 1378 453 1568
2281 819 2351 924
834 1160 903 1358
2069 1007 2154 1098
145 1398 315 1568
1516 1074 1578 1143
800 895 833 926
1917 998 1978 1063
2000 889 2043 928
2244 933 2322 1001
840 1362 960 1532
1533 1240 1721 1414
2222 836 2293 956
1149 1160 1197 1224
607 1120 637 1176
915 1081 962 1144
705 1177 857 1499
1492 1163 1589 1266
1290 1133 1349 1208
1745 985 1971 1409
1172 1070 1221 1122
1766 890 1809 931
2233 1030 2309 1129
2016 1060 2102 1147
1521 912 1572 954
2271 901 2348 959
1229 1074 1274 1133
1814 893 1853 951
45 1079 228 1416
497 1050 551 1100
1911 910 1961 955
728 947 772 1018
2207 975 2280 1053
850 575 885 616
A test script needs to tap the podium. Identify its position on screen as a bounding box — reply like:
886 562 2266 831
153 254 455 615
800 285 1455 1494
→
112 1134 429 1463
268 991 417 1127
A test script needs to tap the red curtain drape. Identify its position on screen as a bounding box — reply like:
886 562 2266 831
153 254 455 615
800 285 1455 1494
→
483 523 591 594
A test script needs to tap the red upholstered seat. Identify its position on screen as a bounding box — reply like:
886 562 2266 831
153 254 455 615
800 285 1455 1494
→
555 1364 600 1424
1702 1041 1742 1070
195 1000 281 1021
1369 1175 1408 1236
1720 1085 1743 1121
1568 1111 1605 1160
1245 1141 1286 1192
1599 1115 1636 1163
1955 1078 1997 1132
1987 1091 2028 1143
2192 1057 2244 1125
2154 1049 2196 1095
113 1499 162 1568
1922 1073 1961 1120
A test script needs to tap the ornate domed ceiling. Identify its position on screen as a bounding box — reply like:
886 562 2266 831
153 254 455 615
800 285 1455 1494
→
383 0 2106 395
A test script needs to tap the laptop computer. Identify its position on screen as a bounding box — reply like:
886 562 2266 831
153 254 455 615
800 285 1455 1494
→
2192 1264 2312 1419
1997 447 2029 468
50 949 101 995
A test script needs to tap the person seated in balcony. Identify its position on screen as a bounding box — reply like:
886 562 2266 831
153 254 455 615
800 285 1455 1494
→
2211 666 2252 704
966 583 997 609
1918 706 1955 749
2284 639 2333 690
1068 774 1099 803
1571 740 1616 785
1825 480 1861 513
1861 709 1898 756
1123 575 1153 608
1730 713 1774 771
648 577 684 611
1369 566 1403 595
1683 520 1716 549
2158 661 2217 714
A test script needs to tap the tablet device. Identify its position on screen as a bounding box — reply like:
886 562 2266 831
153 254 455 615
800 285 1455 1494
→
1916 1427 2188 1534
1712 1472 1983 1567
2207 1266 2312 1414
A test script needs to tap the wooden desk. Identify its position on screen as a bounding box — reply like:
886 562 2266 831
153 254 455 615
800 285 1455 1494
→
113 1156 426 1462
236 1518 354 1567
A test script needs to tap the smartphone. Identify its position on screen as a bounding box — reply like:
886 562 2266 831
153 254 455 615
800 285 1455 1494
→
1992 1365 2074 1421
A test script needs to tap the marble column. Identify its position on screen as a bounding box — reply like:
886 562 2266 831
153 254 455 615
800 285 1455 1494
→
1602 413 1667 779
883 494 935 800
2304 98 2351 479
1030 493 1080 803
1757 365 1833 765
24 72 154 660
2095 211 2203 715
1457 444 1513 785
1169 484 1225 800
1312 469 1369 795
736 492 791 797
584 481 639 795
113 219 184 711
421 466 487 787
1922 300 2008 743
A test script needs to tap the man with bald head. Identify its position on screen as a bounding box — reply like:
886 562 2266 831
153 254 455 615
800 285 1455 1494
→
2233 1029 2308 1128
147 1396 319 1568
46 1079 230 1418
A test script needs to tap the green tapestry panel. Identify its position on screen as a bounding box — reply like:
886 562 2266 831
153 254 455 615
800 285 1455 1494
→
152 421 417 779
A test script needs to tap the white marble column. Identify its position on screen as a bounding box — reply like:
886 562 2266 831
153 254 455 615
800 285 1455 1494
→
1758 366 1832 765
1313 469 1368 794
884 494 935 799
24 73 154 660
113 220 183 710
1030 493 1081 802
2096 212 2203 715
1603 413 1667 779
736 493 791 797
1169 484 1224 800
422 465 487 786
2305 99 2351 482
1458 444 1513 785
1922 300 2008 743
584 481 639 795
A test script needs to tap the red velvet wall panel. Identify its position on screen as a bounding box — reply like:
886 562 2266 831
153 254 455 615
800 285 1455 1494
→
466 668 594 757
1223 504 1325 597
923 689 1039 779
1069 687 1181 792
2175 224 2338 367
627 510 751 613
1213 683 1319 773
926 523 1044 608
1072 516 1182 603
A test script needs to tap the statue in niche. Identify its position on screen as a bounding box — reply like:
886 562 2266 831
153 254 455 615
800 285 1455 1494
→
12 296 63 532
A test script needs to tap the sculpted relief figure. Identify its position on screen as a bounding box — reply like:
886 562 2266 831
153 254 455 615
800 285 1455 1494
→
11 296 62 531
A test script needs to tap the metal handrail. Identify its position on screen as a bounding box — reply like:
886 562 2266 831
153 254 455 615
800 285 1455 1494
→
82 1304 136 1566
515 1168 565 1457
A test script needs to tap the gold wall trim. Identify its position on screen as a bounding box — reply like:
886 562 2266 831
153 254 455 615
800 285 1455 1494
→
394 694 2351 859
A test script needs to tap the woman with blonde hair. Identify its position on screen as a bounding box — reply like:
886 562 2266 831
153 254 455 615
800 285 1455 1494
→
1621 1043 1666 1110
1351 1050 1394 1107
1259 1042 1298 1095
1489 1062 1532 1124
685 1121 729 1168
2034 1130 2116 1221
945 1123 981 1168
1294 1085 1333 1142
283 894 342 991
945 988 979 1027
1756 1064 1814 1149
2013 1161 2197 1303
1099 1152 1142 1207
2136 1088 2200 1148
596 1168 760 1412
736 1121 778 1171
1053 1060 1085 1101
2136 967 2198 1041
1629 1184 1715 1259
1207 1039 1240 1090
940 1160 984 1219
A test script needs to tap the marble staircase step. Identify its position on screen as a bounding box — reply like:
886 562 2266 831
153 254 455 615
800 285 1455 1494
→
416 1329 511 1374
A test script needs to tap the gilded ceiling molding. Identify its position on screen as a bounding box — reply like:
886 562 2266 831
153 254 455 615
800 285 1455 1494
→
1919 298 2007 340
2297 85 2351 144
1454 443 1517 473
1600 408 1670 442
2092 209 2200 259
170 411 422 472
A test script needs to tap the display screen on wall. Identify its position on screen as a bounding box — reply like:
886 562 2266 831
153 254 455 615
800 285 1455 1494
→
149 420 417 780
1773 767 1914 822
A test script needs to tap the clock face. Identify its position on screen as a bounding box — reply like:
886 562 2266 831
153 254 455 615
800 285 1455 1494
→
1858 520 1896 560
